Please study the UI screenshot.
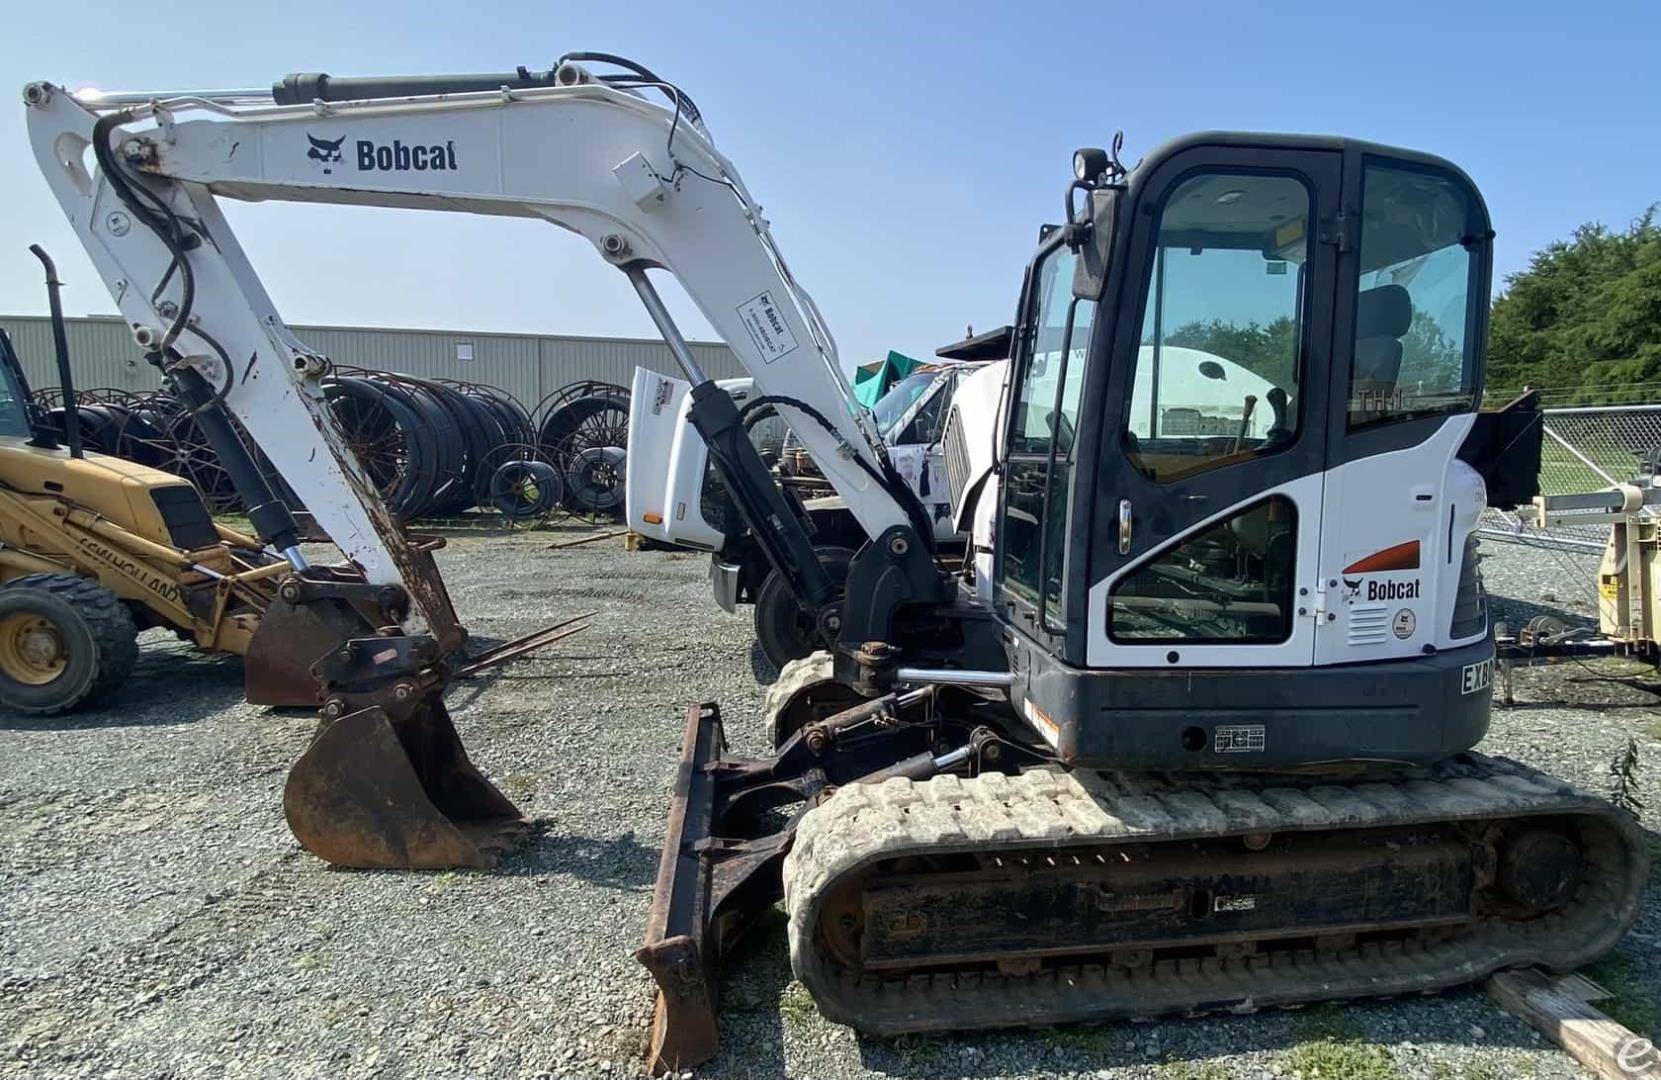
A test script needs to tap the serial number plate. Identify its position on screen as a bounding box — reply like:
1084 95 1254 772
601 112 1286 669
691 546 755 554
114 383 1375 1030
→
1461 658 1494 695
1213 725 1266 753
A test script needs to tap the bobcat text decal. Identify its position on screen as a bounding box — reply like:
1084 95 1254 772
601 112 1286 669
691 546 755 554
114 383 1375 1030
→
356 139 458 172
305 135 459 174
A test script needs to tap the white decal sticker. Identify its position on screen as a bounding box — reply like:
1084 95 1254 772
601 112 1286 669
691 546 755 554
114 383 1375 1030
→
1023 699 1060 748
1392 608 1417 639
1461 658 1494 695
1213 895 1258 913
737 291 800 363
1213 725 1266 753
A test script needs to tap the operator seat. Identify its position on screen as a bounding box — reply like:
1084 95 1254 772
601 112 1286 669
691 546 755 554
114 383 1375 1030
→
1352 283 1413 418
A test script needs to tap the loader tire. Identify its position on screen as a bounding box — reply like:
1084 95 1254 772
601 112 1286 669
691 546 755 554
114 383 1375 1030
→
0 574 138 716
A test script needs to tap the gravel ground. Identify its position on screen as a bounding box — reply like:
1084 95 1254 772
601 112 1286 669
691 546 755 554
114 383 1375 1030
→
1 528 1656 1080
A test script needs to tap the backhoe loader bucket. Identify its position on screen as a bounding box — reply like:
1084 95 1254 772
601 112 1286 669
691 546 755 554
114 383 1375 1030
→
244 592 378 707
283 634 525 870
284 696 524 869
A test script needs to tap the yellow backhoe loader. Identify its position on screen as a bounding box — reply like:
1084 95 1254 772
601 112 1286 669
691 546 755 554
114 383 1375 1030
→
0 247 413 714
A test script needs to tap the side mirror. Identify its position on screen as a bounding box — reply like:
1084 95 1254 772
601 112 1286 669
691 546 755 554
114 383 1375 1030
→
1071 185 1121 301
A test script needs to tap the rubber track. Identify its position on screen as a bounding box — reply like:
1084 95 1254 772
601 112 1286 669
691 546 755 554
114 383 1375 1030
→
783 753 1650 1035
762 650 834 742
4 573 138 711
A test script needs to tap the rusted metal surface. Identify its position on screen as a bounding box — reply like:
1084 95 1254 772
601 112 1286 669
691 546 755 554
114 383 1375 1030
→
639 704 727 1074
243 592 372 706
639 704 806 1074
399 538 465 655
282 630 524 870
283 700 523 869
637 697 947 1074
244 567 416 707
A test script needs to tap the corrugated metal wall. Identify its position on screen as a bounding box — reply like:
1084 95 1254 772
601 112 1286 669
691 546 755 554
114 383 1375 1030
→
0 315 742 409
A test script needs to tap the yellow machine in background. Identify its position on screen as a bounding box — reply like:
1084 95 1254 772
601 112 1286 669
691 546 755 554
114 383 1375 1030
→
0 326 300 714
1521 481 1661 660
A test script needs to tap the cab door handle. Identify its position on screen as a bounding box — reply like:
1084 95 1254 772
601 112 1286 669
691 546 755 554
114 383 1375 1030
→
1118 499 1133 554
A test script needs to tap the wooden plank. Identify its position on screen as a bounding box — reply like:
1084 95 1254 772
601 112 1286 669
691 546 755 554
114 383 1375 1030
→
1488 969 1659 1080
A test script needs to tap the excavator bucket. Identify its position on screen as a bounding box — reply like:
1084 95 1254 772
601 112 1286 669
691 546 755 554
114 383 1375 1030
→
283 695 525 869
282 632 526 870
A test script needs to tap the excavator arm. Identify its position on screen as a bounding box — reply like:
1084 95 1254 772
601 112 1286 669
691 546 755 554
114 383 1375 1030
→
23 61 919 635
24 57 965 1069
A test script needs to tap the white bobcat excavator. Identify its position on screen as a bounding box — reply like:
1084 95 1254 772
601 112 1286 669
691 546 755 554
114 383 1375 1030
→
25 54 1648 1076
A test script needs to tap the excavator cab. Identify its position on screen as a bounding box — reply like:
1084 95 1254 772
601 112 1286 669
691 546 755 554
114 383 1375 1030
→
992 134 1504 772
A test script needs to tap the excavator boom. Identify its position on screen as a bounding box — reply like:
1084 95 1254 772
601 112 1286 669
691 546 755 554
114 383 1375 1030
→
23 58 932 875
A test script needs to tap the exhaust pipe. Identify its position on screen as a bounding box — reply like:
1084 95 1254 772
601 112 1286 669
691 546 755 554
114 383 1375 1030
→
28 245 82 459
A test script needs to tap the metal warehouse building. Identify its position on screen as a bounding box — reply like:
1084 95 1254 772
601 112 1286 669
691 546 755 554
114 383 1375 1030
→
0 315 743 407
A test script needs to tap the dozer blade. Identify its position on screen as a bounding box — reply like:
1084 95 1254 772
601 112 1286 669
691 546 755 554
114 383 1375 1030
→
245 593 377 708
639 703 802 1074
639 704 727 1073
283 697 526 870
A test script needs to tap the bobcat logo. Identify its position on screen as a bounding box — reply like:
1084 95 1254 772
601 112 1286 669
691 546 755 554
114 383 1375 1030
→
1342 577 1362 602
306 133 345 173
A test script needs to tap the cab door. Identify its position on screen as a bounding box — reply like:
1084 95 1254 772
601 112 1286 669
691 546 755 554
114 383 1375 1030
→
1081 144 1344 669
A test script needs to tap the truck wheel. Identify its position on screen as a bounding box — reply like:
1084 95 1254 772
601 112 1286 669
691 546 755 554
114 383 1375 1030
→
0 574 139 716
753 546 854 673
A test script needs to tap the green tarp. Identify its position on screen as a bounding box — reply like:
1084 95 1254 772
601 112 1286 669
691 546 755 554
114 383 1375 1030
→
852 350 922 408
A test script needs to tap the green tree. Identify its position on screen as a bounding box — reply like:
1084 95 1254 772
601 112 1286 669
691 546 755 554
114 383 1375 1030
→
1488 207 1661 401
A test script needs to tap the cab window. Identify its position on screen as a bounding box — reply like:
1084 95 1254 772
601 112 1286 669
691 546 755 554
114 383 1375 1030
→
870 372 938 439
999 244 1096 626
1348 163 1481 428
1109 495 1297 643
1123 172 1310 483
1009 250 1095 458
0 337 35 439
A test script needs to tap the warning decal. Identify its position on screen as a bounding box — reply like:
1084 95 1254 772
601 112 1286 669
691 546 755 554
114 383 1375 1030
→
737 291 800 363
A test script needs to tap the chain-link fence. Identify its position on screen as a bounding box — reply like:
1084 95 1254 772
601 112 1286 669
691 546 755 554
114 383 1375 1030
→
1474 402 1661 620
1478 403 1661 552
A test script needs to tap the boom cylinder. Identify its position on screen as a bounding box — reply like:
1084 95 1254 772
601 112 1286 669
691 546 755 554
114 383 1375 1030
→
624 267 835 618
166 365 307 568
272 69 563 106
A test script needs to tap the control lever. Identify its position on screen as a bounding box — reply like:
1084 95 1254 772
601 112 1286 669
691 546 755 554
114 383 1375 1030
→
1230 394 1259 455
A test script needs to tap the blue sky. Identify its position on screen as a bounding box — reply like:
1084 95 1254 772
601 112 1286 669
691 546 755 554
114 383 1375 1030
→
2 1 1656 368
